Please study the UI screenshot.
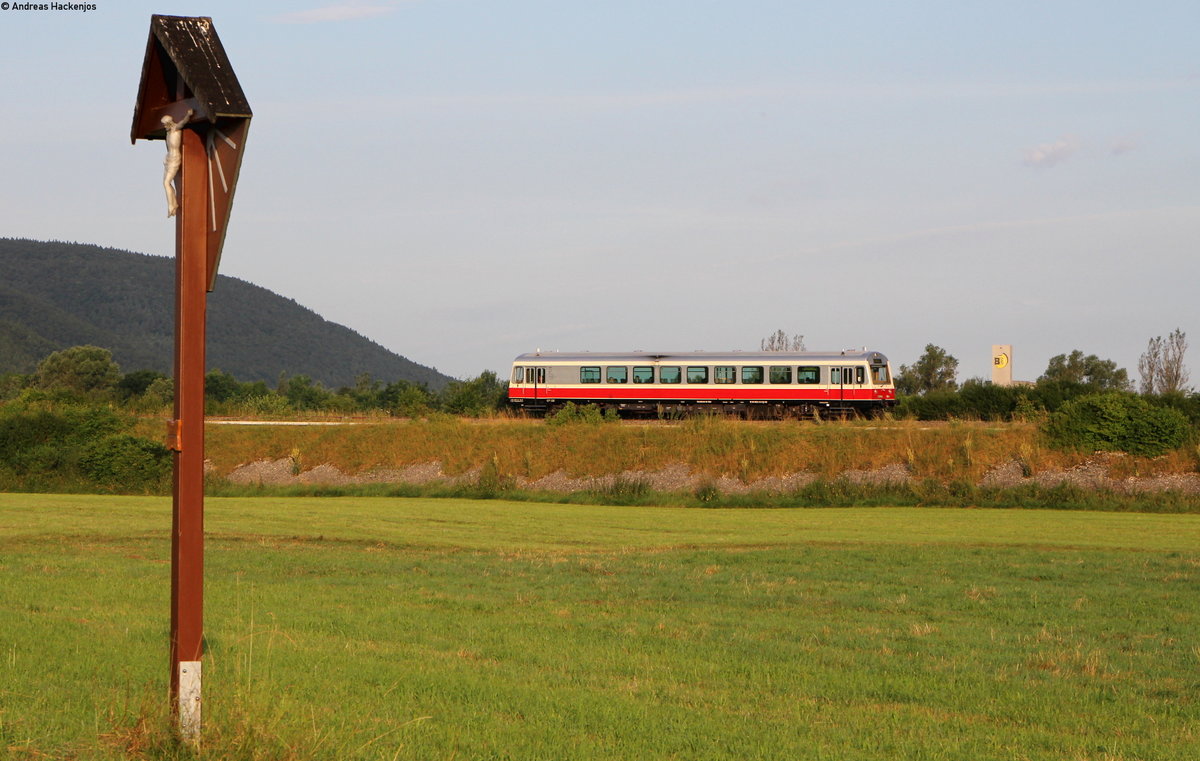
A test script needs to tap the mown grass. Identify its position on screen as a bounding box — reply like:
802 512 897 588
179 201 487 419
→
1 493 1198 759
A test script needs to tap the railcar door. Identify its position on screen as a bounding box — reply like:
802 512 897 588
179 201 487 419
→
831 365 866 403
830 366 846 402
525 366 547 399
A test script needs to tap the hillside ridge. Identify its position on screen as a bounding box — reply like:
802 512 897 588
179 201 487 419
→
0 238 453 389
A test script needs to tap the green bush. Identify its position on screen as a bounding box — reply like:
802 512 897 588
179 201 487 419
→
1043 393 1191 457
956 382 1022 420
0 405 124 466
60 405 126 441
0 410 74 466
472 454 513 498
0 373 29 401
279 374 335 411
0 403 167 492
895 389 962 420
1146 391 1200 426
8 442 82 477
546 402 618 425
245 394 292 416
440 370 508 416
79 434 172 491
895 382 1023 420
895 379 1139 421
596 475 652 504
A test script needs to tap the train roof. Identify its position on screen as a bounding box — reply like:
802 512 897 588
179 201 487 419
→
513 350 890 364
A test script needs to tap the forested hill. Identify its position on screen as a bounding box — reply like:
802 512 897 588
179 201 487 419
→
0 238 453 390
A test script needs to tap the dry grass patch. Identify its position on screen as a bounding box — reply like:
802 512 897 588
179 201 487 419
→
198 417 1196 494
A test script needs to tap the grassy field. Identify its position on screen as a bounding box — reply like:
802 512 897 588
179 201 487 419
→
1 493 1198 760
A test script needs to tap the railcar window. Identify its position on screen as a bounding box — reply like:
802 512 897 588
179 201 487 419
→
833 366 856 384
512 367 523 384
607 366 628 384
580 366 601 384
856 366 866 384
715 366 736 384
769 366 792 384
687 366 709 384
526 368 545 384
660 366 682 384
797 366 820 384
633 366 654 384
872 365 890 384
741 366 764 384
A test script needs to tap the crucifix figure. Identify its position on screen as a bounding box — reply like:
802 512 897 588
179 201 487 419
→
162 109 194 217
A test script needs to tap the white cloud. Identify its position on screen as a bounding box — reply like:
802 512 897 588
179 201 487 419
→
1023 135 1080 168
273 2 402 24
1109 136 1139 156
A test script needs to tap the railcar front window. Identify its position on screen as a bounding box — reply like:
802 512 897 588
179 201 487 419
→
633 366 654 384
660 366 682 384
580 366 601 384
741 366 764 384
797 366 820 384
872 365 890 384
512 366 523 384
769 366 791 384
607 366 628 384
715 366 736 384
687 366 709 384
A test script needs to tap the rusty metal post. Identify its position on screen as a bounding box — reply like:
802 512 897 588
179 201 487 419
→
132 15 251 742
169 125 209 739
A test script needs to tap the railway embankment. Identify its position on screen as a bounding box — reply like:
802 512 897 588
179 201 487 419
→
192 416 1200 501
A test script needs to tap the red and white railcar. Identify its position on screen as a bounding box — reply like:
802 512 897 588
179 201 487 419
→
508 350 895 418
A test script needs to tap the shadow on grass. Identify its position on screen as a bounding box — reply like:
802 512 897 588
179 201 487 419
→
203 478 1200 514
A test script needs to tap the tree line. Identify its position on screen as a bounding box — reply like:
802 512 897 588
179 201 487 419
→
7 332 1197 424
889 331 1198 422
0 345 508 417
895 331 1190 396
752 327 1198 423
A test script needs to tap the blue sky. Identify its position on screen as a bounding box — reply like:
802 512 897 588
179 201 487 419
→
2 1 1197 383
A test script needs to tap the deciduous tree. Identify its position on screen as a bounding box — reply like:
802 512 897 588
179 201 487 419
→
117 369 167 401
278 374 334 411
1139 329 1189 394
760 330 806 352
895 345 958 395
34 345 120 395
441 370 508 416
1039 350 1130 391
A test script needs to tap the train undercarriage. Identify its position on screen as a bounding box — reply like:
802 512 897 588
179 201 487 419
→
513 398 892 420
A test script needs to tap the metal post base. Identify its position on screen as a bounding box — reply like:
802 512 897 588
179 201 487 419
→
178 660 202 742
